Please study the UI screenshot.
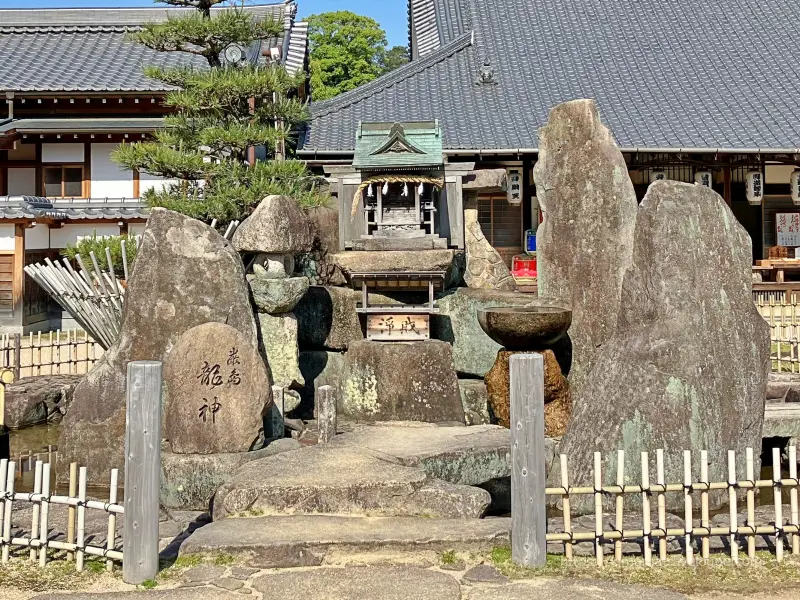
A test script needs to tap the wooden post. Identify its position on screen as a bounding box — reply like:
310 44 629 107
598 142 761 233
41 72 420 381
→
746 447 756 559
509 353 546 568
123 361 162 584
317 385 337 444
656 448 667 561
66 462 77 562
700 449 710 559
773 446 784 562
594 451 603 567
789 445 799 556
559 454 572 560
614 450 624 563
13 333 20 380
728 450 739 564
684 450 694 565
642 452 652 566
38 462 50 567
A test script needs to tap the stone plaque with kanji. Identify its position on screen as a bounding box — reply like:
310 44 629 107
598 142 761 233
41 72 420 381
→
164 322 272 454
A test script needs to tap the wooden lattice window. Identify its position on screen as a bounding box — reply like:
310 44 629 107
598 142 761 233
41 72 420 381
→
43 165 85 198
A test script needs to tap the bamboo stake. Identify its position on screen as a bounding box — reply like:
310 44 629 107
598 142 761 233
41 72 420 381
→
642 451 652 566
29 461 42 561
66 461 77 562
0 460 7 559
773 447 784 562
684 450 694 565
701 449 710 559
38 463 50 567
76 466 87 571
746 447 756 559
594 451 603 567
36 331 41 377
615 450 624 563
106 468 118 572
560 454 572 560
790 445 799 555
2 462 14 564
728 450 739 564
656 449 667 561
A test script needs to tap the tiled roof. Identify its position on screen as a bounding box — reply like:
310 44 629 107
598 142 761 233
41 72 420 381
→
408 0 469 59
302 0 800 154
0 197 149 220
0 118 165 135
285 21 309 76
0 2 299 93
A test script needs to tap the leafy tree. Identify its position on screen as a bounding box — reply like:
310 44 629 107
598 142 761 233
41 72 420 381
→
307 11 388 101
381 45 410 74
62 233 138 279
113 0 326 225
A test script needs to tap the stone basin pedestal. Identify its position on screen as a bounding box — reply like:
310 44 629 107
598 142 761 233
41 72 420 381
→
478 306 573 435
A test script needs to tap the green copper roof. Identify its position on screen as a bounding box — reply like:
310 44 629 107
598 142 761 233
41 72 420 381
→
352 121 443 171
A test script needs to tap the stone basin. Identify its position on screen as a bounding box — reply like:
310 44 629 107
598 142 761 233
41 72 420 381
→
477 306 571 350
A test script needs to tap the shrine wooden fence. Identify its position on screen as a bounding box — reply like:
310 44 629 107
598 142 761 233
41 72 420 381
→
0 330 103 379
0 459 122 571
547 446 799 567
755 297 800 372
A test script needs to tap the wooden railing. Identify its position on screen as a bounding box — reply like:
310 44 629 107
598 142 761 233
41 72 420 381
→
0 329 103 378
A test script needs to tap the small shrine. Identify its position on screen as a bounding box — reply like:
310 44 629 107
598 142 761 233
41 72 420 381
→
344 121 462 251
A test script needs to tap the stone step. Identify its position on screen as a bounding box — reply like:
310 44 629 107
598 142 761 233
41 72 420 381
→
212 444 491 520
180 515 511 568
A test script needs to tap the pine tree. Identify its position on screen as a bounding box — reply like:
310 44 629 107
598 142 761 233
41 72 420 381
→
113 0 324 225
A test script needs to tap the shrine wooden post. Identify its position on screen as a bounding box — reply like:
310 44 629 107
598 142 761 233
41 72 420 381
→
510 353 547 567
123 361 162 584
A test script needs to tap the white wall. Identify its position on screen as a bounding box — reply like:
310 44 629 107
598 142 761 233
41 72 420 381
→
25 225 50 250
139 172 177 194
0 224 14 251
42 143 84 163
7 168 36 195
91 143 134 199
49 224 121 249
128 222 147 237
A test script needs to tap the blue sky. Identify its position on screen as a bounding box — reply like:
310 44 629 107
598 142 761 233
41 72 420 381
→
0 0 410 47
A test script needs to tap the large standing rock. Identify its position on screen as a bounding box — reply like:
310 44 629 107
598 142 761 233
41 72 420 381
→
298 205 346 286
59 209 258 480
464 205 517 291
533 99 637 391
231 195 314 254
340 340 465 423
256 312 304 390
163 322 272 454
558 181 770 511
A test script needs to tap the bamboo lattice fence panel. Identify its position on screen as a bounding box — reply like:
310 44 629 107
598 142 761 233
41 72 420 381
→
546 447 800 566
755 297 800 372
1 330 103 378
0 458 122 571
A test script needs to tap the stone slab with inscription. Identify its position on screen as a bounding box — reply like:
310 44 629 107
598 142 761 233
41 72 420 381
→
164 322 272 454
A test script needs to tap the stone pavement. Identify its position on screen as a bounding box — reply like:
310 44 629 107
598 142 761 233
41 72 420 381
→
31 565 690 600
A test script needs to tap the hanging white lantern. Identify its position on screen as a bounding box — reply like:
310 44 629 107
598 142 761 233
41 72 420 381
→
791 170 800 205
418 182 425 195
382 181 389 195
746 171 764 205
694 171 712 188
367 183 374 198
650 170 666 183
402 183 409 197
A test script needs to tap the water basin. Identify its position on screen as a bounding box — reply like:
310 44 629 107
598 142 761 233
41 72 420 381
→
477 306 571 350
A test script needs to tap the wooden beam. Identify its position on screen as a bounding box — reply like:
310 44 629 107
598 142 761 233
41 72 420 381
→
12 224 24 320
34 143 42 197
723 164 732 206
132 169 140 199
84 142 91 198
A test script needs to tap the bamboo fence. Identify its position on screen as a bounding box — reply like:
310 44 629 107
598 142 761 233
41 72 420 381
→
755 296 800 372
547 446 800 566
1 330 103 378
11 446 57 477
0 459 122 571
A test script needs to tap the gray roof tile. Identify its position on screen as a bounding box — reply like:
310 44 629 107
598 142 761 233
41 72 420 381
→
0 197 148 220
302 0 800 153
0 2 297 93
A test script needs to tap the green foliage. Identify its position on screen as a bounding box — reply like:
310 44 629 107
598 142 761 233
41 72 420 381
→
381 45 410 74
440 549 458 565
308 11 388 101
140 579 158 590
61 233 138 279
112 0 325 225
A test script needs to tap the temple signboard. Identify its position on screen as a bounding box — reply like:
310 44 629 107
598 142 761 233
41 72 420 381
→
367 314 430 341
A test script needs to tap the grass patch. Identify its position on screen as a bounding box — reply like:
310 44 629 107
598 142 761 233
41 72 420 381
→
170 554 204 569
0 561 103 592
488 546 800 595
213 553 236 566
440 550 458 565
140 579 158 590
